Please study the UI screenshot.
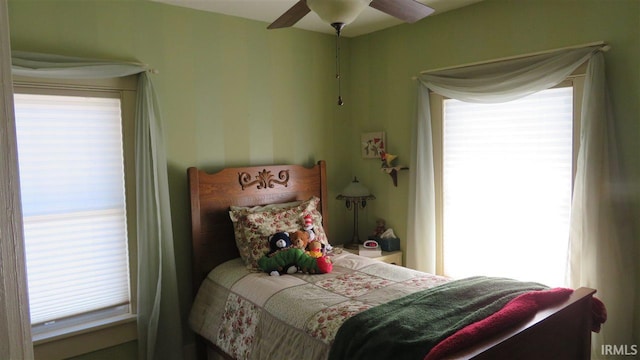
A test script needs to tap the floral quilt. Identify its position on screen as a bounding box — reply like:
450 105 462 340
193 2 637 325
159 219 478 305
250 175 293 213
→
189 251 450 360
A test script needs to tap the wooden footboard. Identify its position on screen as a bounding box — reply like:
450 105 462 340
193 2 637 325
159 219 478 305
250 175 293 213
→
451 287 595 359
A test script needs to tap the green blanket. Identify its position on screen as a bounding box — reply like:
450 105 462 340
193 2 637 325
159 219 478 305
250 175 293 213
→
328 276 547 360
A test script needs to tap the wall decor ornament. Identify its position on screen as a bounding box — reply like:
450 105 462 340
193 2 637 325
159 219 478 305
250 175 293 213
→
361 131 386 158
380 150 408 187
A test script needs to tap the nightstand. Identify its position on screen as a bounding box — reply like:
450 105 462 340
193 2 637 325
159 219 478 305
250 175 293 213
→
340 247 403 266
375 250 403 266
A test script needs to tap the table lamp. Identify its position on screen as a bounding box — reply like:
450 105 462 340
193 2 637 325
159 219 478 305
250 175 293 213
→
336 177 375 249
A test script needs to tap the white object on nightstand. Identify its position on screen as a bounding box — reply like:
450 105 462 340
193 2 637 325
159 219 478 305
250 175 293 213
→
358 245 381 257
340 246 403 266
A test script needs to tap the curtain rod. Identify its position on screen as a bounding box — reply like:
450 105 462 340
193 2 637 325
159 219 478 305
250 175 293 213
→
418 41 609 75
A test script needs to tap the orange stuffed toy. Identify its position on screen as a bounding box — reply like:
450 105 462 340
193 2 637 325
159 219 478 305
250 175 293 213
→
306 240 324 258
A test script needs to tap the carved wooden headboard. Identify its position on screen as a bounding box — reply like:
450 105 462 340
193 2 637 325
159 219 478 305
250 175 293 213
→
187 160 328 294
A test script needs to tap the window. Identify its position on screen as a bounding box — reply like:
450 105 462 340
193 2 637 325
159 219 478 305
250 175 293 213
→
13 77 137 357
432 78 584 287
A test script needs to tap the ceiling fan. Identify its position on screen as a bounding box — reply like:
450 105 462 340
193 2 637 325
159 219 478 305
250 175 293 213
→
268 0 435 32
268 0 435 106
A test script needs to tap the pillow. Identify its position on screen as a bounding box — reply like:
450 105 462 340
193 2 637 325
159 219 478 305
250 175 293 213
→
235 197 329 270
229 200 302 262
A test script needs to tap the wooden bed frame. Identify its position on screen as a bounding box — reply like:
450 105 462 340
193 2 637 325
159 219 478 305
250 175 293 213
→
188 160 596 360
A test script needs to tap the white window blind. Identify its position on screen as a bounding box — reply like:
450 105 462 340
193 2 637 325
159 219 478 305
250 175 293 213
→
442 86 573 287
14 93 130 327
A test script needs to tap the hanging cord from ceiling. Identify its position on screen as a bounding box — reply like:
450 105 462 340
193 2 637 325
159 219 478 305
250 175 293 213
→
332 22 345 106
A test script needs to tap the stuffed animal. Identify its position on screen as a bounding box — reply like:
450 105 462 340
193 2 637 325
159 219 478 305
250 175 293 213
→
303 213 316 241
258 248 332 275
262 232 297 276
258 249 299 276
306 240 324 258
297 250 333 274
258 238 333 276
269 232 292 255
372 218 387 237
290 230 310 250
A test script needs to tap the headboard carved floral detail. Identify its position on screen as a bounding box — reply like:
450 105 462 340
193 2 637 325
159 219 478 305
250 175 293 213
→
238 169 290 190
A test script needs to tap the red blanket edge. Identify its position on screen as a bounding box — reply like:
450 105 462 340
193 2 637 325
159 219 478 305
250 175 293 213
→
423 287 574 360
591 296 607 333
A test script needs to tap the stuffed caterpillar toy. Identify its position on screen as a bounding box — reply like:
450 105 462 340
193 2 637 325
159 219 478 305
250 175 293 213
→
258 247 332 276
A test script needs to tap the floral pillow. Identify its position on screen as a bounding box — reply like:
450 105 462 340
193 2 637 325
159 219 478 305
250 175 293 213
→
229 200 301 269
229 200 302 254
234 197 329 270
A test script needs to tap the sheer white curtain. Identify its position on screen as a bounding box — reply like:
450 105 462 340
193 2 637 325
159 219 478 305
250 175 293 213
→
11 51 183 360
408 45 635 354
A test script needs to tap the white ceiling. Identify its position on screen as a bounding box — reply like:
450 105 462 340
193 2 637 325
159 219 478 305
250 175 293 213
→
150 0 483 37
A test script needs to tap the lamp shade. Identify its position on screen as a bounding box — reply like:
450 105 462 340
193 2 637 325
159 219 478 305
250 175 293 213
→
307 0 371 26
338 177 372 198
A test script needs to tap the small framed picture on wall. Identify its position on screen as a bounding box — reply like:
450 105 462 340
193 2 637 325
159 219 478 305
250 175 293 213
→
361 131 386 159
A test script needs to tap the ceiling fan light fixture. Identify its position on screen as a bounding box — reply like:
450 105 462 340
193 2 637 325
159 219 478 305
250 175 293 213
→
307 0 372 26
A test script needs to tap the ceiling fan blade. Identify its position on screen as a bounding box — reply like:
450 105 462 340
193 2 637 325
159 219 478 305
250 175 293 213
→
267 0 311 29
370 0 435 23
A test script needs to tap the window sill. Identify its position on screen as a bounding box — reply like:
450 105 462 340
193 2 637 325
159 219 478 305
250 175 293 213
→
33 314 137 360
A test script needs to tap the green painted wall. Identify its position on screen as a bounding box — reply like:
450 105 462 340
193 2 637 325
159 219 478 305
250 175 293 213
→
7 0 640 358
